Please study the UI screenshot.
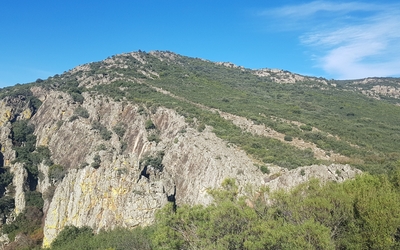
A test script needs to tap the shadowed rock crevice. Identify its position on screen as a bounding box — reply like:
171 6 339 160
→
165 185 177 211
138 165 150 182
0 152 4 167
27 171 38 191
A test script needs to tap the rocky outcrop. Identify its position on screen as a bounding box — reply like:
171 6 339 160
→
30 88 360 246
0 87 363 247
265 164 361 192
28 89 265 246
10 163 27 215
42 160 169 246
253 68 328 84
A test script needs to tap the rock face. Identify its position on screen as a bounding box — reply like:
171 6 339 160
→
265 164 361 192
26 89 266 246
0 86 362 247
42 164 168 246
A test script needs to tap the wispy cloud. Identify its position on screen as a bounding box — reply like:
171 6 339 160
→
262 1 400 79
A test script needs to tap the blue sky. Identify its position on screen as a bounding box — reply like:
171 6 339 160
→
1 0 400 87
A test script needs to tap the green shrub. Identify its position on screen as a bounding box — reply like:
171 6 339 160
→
284 135 293 141
140 152 164 172
2 206 43 243
73 106 89 118
0 169 13 191
113 122 127 138
100 129 112 140
148 133 161 143
300 124 313 131
259 165 270 174
70 92 84 104
91 154 101 169
25 191 44 210
51 226 93 248
11 120 35 146
121 141 128 152
69 115 79 122
49 164 66 182
197 122 206 132
92 121 112 140
0 196 15 215
96 144 107 151
145 119 156 130
49 226 153 250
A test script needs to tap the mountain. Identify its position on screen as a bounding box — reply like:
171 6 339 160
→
0 50 399 249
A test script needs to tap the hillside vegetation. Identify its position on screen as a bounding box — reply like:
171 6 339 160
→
1 50 400 249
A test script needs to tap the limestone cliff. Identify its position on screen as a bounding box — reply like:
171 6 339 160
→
27 89 268 245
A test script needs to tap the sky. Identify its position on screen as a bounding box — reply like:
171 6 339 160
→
1 0 400 87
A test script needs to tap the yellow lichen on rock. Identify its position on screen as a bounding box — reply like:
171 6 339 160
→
39 136 49 146
42 237 51 248
22 108 32 119
0 108 12 126
112 187 128 196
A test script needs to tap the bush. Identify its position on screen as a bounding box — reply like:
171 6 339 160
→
69 115 79 122
2 206 43 243
91 154 101 169
197 122 206 132
49 227 153 250
145 120 156 130
259 165 270 174
0 196 15 215
11 120 35 146
51 226 93 248
100 129 112 140
300 124 313 131
49 164 66 182
284 135 293 141
113 122 127 138
73 106 89 118
96 144 107 151
148 133 161 143
121 141 128 152
0 169 13 191
70 92 84 104
140 152 164 172
92 121 112 140
25 191 44 210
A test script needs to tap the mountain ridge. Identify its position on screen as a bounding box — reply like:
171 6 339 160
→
0 50 399 248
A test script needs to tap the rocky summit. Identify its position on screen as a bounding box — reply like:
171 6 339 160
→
0 51 399 249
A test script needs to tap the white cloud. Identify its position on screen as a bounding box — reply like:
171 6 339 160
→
262 1 379 19
263 1 400 79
